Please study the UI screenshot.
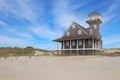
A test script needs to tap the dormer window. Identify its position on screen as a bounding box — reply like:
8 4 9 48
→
67 32 70 36
72 24 75 28
78 30 81 35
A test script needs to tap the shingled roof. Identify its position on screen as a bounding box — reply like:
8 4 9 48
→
53 21 100 42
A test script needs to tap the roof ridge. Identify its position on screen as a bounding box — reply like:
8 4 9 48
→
74 22 89 34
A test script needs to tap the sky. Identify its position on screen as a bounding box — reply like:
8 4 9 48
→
0 0 120 50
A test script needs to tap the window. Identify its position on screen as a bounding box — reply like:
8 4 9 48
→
78 40 82 45
66 41 69 46
67 32 70 36
72 24 75 28
78 30 81 35
72 40 75 46
89 29 93 35
94 24 97 28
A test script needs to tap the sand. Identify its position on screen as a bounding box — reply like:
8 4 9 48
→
0 56 120 80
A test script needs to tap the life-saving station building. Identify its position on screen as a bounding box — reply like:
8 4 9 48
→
53 12 103 55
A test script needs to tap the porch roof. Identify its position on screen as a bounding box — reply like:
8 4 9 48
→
53 35 100 42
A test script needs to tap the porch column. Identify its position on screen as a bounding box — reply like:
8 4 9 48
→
77 39 78 49
97 40 99 49
97 40 98 48
96 40 98 48
94 39 96 48
57 42 58 50
63 41 64 49
99 40 100 48
99 41 101 48
57 42 59 54
83 39 85 48
70 40 71 50
100 40 101 48
92 38 94 48
70 40 72 54
77 39 78 54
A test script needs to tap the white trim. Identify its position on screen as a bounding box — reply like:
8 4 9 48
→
92 38 94 48
94 39 96 48
70 40 71 49
83 39 85 48
57 48 103 51
57 42 58 50
72 24 75 28
77 39 78 49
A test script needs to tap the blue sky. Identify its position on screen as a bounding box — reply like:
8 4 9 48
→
0 0 120 50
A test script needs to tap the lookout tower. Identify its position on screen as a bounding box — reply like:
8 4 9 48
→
86 12 103 38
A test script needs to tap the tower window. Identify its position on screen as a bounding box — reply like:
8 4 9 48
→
67 32 70 36
78 30 81 35
94 24 97 28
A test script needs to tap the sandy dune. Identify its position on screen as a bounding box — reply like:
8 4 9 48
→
0 56 120 80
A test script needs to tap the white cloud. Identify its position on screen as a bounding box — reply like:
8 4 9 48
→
31 25 63 40
0 20 32 39
103 15 115 23
53 0 87 28
108 0 120 14
0 20 8 28
0 35 32 47
11 28 32 39
71 2 87 10
0 0 43 22
103 34 120 46
19 32 32 39
102 0 120 23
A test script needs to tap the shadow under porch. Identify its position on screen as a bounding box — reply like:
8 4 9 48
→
58 50 103 56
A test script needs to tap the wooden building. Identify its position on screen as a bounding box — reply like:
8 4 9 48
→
53 12 103 55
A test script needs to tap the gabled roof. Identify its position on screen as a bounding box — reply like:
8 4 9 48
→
73 22 89 35
62 21 88 37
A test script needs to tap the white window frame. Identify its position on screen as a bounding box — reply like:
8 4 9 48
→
94 24 97 28
78 30 81 35
72 24 75 28
67 32 70 36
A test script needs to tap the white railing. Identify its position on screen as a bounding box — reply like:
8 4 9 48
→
56 48 103 51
